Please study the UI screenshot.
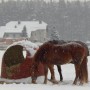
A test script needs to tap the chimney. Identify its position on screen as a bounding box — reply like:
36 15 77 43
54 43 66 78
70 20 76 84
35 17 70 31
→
39 20 42 24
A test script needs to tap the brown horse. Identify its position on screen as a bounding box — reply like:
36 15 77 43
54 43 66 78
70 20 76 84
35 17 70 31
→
31 42 88 85
47 40 89 83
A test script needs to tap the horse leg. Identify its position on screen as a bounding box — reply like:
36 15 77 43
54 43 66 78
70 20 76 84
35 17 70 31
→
31 62 39 84
32 76 37 84
44 64 48 84
48 64 58 84
73 64 80 85
57 65 63 81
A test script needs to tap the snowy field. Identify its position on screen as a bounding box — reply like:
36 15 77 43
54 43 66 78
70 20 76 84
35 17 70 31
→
0 50 90 90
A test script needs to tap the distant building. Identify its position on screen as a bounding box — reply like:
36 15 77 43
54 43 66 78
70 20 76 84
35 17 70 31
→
0 20 47 49
0 20 47 42
3 32 22 39
30 29 47 43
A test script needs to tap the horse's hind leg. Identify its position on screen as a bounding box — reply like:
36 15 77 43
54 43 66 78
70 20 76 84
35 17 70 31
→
73 64 80 85
57 65 63 81
44 65 48 84
48 64 58 84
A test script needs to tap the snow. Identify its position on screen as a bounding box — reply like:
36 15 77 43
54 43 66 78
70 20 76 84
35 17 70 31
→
0 21 47 38
0 50 90 90
6 40 39 49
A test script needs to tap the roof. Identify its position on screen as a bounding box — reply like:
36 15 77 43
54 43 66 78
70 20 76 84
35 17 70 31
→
0 21 47 38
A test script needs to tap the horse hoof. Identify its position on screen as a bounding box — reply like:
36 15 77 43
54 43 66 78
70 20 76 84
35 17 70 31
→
48 79 59 84
60 78 63 82
73 83 76 85
52 80 59 84
32 82 37 84
73 81 77 85
79 82 84 85
32 81 37 84
44 81 47 84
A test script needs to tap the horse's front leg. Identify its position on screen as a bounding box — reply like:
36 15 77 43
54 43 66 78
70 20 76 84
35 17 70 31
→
31 62 38 84
48 64 58 84
32 76 37 84
44 65 48 84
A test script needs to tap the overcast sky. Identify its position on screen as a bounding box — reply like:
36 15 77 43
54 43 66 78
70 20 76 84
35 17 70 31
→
0 0 89 3
44 0 89 2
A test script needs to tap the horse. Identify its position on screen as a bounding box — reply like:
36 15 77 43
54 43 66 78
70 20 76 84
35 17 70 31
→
31 42 88 85
47 40 89 83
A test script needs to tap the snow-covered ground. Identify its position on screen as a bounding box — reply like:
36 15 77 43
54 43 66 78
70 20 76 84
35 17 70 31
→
0 50 90 90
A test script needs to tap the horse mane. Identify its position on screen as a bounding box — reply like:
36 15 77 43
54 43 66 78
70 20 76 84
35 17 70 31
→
47 40 65 45
34 43 51 63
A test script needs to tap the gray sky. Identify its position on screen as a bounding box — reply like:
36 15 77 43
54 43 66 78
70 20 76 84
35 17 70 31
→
46 0 88 1
0 0 89 3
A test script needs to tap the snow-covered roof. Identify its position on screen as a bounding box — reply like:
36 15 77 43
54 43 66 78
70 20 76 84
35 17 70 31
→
0 21 47 38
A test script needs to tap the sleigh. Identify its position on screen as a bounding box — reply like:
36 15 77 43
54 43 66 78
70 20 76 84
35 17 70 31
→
0 40 44 83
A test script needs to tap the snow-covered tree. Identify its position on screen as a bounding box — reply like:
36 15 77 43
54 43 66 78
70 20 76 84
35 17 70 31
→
50 27 60 40
22 26 28 38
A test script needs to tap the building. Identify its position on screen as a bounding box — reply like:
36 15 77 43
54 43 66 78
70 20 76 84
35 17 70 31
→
0 20 47 49
30 29 47 43
0 20 47 39
3 32 22 39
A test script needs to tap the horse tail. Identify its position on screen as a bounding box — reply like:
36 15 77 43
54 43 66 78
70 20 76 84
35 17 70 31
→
80 56 88 83
87 47 89 56
84 43 89 56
